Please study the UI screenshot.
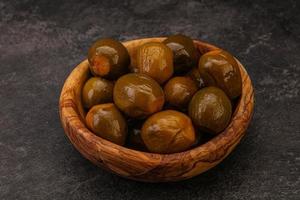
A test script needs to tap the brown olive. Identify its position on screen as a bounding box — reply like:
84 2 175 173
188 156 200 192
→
141 110 196 154
163 34 199 74
88 38 130 79
188 87 232 135
113 73 165 118
128 128 146 150
137 42 173 84
198 50 242 99
186 67 205 89
127 120 147 150
85 103 127 145
129 64 139 73
82 77 114 109
164 76 198 107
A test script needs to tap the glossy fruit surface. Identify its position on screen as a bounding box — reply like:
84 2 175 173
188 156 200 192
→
188 87 232 134
137 42 173 84
198 50 242 99
163 34 199 74
85 103 127 145
127 128 146 150
141 110 196 154
113 73 165 118
186 67 205 89
164 76 198 107
82 77 114 109
88 38 130 79
126 120 147 151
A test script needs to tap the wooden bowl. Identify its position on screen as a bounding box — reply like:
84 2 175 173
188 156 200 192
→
59 37 254 182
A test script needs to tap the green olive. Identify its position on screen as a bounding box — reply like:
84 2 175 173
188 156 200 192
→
198 50 242 99
164 76 198 107
163 34 199 74
113 73 165 118
141 110 196 154
88 38 130 79
82 77 114 109
85 103 127 145
137 42 173 84
188 87 232 135
186 67 205 88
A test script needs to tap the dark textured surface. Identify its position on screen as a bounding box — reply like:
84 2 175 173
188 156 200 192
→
0 0 299 199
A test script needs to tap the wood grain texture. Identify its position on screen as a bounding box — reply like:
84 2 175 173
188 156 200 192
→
59 37 254 182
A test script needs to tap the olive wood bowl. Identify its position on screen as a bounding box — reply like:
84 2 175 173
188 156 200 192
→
59 37 254 182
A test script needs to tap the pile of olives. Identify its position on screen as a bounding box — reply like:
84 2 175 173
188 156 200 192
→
82 35 242 154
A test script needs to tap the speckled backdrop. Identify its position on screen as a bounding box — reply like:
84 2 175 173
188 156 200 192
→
0 0 299 199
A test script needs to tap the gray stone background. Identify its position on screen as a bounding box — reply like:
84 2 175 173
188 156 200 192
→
0 0 299 199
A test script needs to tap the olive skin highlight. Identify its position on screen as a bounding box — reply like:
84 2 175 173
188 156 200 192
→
198 50 242 99
82 77 114 109
141 110 196 154
113 73 165 118
186 67 205 89
88 38 130 79
163 34 199 74
164 76 198 107
86 103 128 145
188 87 232 135
137 42 173 84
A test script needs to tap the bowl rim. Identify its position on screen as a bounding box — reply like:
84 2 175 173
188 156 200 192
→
59 37 254 176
